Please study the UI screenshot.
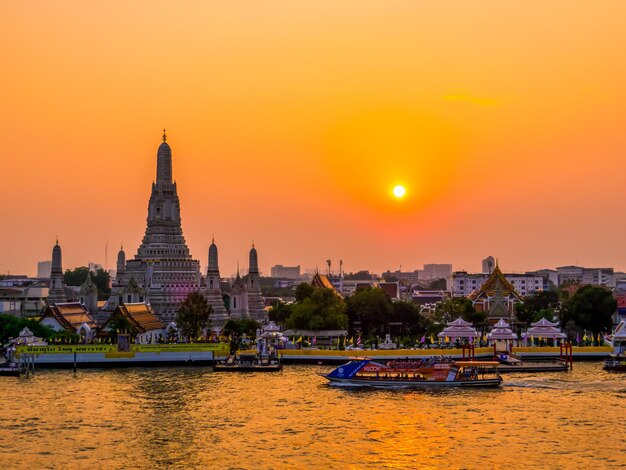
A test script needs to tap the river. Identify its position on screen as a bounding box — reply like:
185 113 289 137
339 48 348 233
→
0 362 624 469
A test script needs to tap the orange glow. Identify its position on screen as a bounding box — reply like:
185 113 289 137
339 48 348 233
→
1 1 626 275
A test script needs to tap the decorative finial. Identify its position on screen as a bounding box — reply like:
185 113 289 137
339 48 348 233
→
162 128 167 142
252 240 255 249
56 236 59 245
120 243 124 250
212 235 215 244
237 260 240 275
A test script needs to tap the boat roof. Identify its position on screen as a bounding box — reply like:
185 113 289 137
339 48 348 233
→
454 361 500 366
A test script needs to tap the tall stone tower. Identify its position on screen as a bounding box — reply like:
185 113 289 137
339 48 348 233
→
120 131 201 321
246 244 266 321
205 238 228 326
48 239 66 304
79 272 98 314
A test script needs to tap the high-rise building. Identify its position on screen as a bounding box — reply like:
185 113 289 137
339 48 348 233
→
37 261 52 278
482 256 495 274
270 265 301 279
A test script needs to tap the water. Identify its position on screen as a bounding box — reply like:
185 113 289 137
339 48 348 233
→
1 363 624 469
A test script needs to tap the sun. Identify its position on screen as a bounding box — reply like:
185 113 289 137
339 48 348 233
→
392 185 406 198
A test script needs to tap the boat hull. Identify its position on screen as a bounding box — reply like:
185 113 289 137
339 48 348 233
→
213 364 282 372
321 374 502 388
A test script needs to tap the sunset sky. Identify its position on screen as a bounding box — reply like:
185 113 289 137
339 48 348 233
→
2 1 626 277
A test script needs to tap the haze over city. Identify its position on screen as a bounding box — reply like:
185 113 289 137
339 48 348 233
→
2 1 626 276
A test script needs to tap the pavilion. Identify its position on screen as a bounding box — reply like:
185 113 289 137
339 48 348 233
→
525 318 567 346
487 318 518 352
437 317 479 344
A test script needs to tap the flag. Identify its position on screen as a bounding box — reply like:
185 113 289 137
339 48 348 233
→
445 336 450 343
576 332 580 343
597 333 601 342
312 336 317 345
291 336 295 343
531 335 535 343
349 337 354 345
356 336 361 346
430 334 435 343
420 335 426 344
296 336 303 343
469 336 474 345
482 334 487 342
582 333 587 341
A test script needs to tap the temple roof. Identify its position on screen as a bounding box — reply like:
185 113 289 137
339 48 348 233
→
42 303 97 331
468 263 522 302
488 318 517 340
437 317 479 338
311 273 342 297
526 317 567 339
109 303 164 332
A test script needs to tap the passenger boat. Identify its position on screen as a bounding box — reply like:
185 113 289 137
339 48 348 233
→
319 358 502 388
212 351 282 372
603 356 626 372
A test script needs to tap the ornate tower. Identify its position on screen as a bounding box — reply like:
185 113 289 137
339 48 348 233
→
48 239 66 304
79 272 99 314
246 243 266 321
204 238 228 326
120 131 201 321
116 245 126 276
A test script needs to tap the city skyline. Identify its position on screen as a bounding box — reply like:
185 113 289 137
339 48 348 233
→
2 2 626 276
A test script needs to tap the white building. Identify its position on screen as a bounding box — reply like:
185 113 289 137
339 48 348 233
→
453 271 543 297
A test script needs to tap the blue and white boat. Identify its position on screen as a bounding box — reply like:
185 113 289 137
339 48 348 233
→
319 358 502 388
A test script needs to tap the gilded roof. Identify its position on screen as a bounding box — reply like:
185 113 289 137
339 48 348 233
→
43 303 97 330
468 264 521 301
116 303 164 332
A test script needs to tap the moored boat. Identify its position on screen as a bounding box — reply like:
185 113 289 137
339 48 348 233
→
603 356 626 372
212 352 282 372
319 358 502 388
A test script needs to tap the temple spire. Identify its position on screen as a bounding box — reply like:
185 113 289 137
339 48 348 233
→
156 130 173 185
162 128 167 142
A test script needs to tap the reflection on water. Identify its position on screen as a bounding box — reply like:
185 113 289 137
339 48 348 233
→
0 363 624 468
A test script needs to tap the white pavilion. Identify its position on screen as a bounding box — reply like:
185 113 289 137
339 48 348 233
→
438 317 479 344
487 318 518 352
525 318 567 346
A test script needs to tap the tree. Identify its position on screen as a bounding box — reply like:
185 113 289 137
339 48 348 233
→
427 278 447 290
286 288 348 331
268 303 293 325
516 290 560 326
0 314 56 344
295 283 315 302
223 318 260 354
390 301 430 337
561 285 616 333
175 292 212 340
64 266 111 299
346 287 393 337
434 297 485 326
343 271 373 281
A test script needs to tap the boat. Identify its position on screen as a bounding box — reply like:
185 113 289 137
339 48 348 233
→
319 358 502 388
603 356 626 372
212 351 282 372
0 363 20 377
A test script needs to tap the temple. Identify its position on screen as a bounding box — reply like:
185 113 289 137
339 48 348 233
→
116 131 202 321
468 262 522 322
44 132 267 329
47 239 66 304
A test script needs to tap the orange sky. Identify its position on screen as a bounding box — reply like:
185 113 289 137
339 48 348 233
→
2 1 626 277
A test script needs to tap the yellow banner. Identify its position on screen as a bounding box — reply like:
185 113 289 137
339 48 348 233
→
16 343 230 355
131 343 230 354
16 344 117 355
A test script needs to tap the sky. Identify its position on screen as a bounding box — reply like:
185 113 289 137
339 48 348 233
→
1 1 626 277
